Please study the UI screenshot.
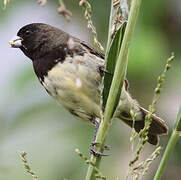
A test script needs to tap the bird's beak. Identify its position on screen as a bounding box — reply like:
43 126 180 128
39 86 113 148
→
9 36 23 48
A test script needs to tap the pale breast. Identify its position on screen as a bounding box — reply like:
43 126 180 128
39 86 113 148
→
42 55 103 122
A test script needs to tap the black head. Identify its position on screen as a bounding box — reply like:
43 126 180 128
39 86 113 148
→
10 23 69 60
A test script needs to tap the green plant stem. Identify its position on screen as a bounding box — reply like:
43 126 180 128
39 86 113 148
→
105 0 114 55
85 0 142 179
154 106 181 180
154 131 179 180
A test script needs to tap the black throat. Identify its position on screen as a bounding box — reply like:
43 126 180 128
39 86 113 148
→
32 43 86 83
32 44 68 82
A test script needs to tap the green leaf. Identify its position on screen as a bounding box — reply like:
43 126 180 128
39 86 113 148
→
102 22 127 109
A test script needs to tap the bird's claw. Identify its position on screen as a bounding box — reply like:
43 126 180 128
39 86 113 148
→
104 145 111 150
90 142 111 157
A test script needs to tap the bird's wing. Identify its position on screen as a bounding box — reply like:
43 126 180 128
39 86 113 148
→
73 38 105 59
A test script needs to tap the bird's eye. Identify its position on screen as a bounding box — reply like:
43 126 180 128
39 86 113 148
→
24 30 32 36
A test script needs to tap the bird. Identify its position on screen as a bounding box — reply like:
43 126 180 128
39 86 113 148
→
9 23 168 155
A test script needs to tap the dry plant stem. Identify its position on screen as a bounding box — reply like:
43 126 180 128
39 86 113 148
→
79 0 104 51
138 146 161 177
128 54 174 171
130 105 138 153
128 54 174 179
58 0 72 21
128 147 161 179
19 151 38 180
85 0 143 179
154 106 181 180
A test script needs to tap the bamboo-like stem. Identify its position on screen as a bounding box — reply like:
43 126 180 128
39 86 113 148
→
154 106 181 180
85 0 143 179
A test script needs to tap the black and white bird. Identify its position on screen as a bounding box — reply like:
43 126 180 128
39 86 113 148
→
9 23 168 151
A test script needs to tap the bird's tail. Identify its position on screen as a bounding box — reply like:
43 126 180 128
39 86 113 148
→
114 86 168 145
118 106 168 145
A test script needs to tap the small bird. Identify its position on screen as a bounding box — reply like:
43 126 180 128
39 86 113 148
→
9 23 168 154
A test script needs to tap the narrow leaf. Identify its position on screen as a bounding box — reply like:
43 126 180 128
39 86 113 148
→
102 22 126 109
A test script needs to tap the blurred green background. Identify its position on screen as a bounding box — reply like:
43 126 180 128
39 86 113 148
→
0 0 181 179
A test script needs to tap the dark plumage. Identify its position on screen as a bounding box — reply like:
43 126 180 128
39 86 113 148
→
10 23 168 146
17 23 104 82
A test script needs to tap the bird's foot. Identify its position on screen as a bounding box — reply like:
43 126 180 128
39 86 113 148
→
90 142 111 157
